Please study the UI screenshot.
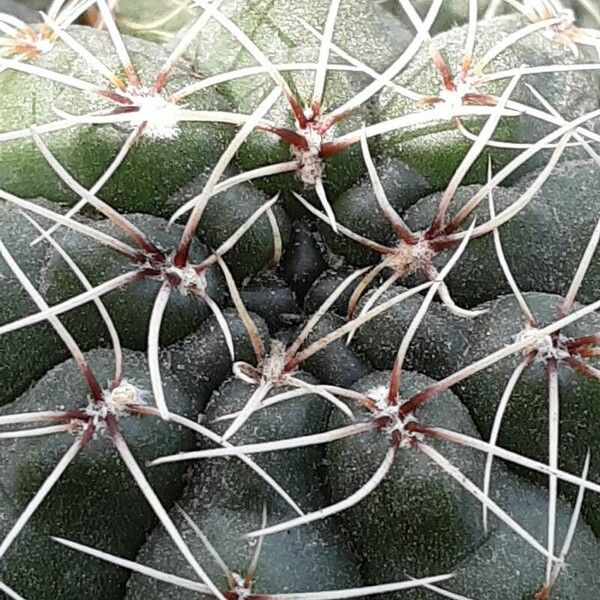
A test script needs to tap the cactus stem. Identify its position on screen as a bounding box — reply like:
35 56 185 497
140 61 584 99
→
23 212 124 385
0 268 151 337
0 234 104 401
53 536 213 593
244 444 397 538
108 418 228 600
418 441 559 561
138 405 304 515
0 425 92 560
400 293 600 417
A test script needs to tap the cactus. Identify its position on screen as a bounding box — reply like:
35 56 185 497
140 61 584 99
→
0 1 600 599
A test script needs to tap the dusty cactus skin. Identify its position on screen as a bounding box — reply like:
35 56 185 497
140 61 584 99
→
188 0 411 197
124 497 361 600
41 212 226 350
113 0 197 43
374 14 600 188
443 293 600 536
328 370 485 578
401 159 600 306
328 370 600 599
163 308 270 411
0 349 199 599
1 1 600 599
0 201 72 406
0 25 232 214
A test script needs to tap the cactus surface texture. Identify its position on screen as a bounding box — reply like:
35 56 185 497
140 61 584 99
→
0 1 600 599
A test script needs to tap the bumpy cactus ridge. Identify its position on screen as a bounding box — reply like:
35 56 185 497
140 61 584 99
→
0 1 599 600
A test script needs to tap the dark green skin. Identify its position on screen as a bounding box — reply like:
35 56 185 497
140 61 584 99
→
124 500 361 599
190 0 410 197
164 309 270 413
348 284 469 379
0 348 199 599
239 272 300 332
374 14 599 188
300 312 371 389
42 213 225 350
328 370 600 599
402 183 523 308
280 217 328 301
197 368 335 514
126 353 362 597
403 159 600 307
322 158 433 267
443 292 600 536
168 175 292 280
439 466 600 600
304 268 362 316
0 26 232 215
0 201 72 406
328 370 485 582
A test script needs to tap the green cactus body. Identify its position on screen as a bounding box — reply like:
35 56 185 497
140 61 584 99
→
0 348 199 599
328 370 600 598
188 0 409 196
165 309 270 411
125 499 361 599
1 2 600 598
199 369 333 512
0 201 71 406
443 466 600 600
328 370 485 579
114 0 197 43
42 213 225 350
402 159 600 307
323 158 433 266
374 14 599 188
0 25 232 215
444 293 600 535
169 175 292 280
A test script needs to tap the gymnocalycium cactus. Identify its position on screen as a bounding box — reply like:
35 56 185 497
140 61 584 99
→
0 0 600 598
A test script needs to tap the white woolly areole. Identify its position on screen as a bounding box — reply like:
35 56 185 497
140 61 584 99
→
261 339 288 383
122 86 181 140
437 75 480 111
2 30 55 58
388 234 433 274
231 573 251 599
82 381 147 430
515 328 570 362
163 263 207 296
292 114 327 185
366 385 425 448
